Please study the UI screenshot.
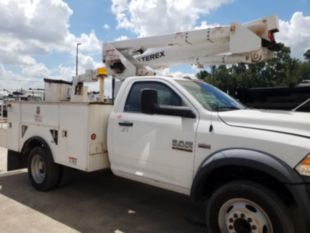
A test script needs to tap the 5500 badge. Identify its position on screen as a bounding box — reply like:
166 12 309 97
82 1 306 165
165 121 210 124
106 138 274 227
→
172 139 193 152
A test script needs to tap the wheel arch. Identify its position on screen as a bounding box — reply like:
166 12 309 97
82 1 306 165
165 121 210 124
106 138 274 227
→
21 136 54 162
190 149 302 203
191 148 310 233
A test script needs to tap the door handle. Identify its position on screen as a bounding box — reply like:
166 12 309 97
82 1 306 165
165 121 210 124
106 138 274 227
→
118 121 133 127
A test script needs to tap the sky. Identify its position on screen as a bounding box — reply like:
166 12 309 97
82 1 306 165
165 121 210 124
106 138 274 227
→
0 0 309 90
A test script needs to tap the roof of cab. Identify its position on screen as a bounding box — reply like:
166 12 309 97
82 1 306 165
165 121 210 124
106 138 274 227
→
124 75 194 82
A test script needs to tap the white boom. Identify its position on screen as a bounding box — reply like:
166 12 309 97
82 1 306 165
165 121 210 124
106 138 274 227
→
103 15 280 80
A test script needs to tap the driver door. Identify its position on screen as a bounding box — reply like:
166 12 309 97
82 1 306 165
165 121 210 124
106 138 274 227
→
109 80 198 192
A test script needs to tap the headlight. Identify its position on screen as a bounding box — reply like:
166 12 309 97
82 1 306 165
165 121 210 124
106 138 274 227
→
296 154 310 176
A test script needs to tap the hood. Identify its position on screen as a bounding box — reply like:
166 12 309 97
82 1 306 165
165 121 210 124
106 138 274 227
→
218 109 310 138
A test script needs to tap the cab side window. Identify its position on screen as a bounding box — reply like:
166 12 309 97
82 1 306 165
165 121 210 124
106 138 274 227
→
124 82 185 113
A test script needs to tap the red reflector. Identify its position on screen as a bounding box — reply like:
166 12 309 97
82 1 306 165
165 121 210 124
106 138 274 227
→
91 133 96 140
268 31 275 42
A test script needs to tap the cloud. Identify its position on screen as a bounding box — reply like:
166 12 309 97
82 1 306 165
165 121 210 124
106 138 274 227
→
0 0 99 55
22 62 50 78
194 21 219 30
78 54 98 70
103 24 110 29
277 12 310 59
55 65 75 80
159 68 195 78
0 64 43 90
115 35 129 41
111 0 233 36
0 0 102 89
0 0 72 44
69 31 101 53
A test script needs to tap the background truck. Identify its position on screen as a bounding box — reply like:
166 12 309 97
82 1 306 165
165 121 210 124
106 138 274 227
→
0 16 309 233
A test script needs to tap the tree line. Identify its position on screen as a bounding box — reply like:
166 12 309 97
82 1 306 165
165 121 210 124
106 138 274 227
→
196 44 310 95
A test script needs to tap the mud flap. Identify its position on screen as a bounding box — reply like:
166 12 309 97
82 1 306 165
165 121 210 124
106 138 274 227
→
7 150 27 171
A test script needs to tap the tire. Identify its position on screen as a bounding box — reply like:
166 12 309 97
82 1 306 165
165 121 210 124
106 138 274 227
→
27 146 61 191
206 181 294 233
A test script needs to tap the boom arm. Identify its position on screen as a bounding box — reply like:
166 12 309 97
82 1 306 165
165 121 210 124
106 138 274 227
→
103 15 280 80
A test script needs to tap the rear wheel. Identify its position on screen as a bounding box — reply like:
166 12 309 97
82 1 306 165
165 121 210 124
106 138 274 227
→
28 147 61 191
206 181 294 233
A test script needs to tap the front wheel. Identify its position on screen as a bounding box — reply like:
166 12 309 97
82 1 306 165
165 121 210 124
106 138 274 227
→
206 181 294 233
28 147 61 191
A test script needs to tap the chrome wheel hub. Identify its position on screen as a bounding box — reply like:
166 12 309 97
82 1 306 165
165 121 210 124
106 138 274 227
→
219 198 273 233
31 154 46 184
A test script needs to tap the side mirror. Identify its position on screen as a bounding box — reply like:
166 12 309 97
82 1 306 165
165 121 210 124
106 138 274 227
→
155 105 196 118
141 89 158 114
140 88 196 118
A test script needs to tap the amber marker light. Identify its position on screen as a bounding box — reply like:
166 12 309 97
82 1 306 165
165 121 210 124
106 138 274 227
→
296 154 310 176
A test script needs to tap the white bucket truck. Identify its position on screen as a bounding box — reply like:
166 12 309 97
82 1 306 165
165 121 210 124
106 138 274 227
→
1 16 310 233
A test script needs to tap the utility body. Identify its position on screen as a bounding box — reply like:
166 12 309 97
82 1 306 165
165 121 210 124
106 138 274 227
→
0 16 309 233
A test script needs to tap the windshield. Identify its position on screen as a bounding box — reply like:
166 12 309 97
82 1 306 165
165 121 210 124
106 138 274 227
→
177 80 245 111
